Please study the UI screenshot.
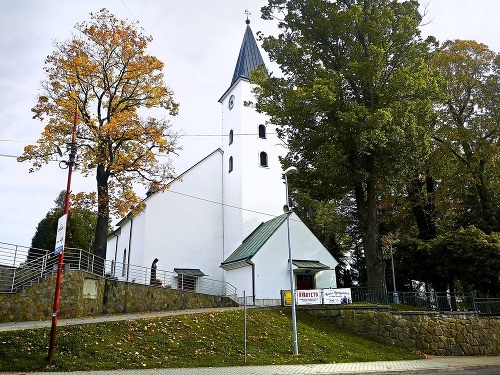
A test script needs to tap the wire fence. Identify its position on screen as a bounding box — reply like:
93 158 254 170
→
0 241 237 301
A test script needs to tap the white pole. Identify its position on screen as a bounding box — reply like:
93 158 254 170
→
284 170 299 356
244 290 247 362
391 243 399 304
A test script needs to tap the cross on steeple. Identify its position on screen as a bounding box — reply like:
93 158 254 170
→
245 9 251 24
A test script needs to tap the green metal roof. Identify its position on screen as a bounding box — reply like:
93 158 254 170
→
174 268 206 277
222 214 288 265
292 260 330 270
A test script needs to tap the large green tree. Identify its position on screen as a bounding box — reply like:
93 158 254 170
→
431 39 500 233
29 191 97 260
291 193 355 285
19 9 179 260
253 0 439 288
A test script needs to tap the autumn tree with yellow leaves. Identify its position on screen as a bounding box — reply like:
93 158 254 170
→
19 9 179 259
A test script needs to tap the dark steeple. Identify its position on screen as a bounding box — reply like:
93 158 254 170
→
230 18 266 86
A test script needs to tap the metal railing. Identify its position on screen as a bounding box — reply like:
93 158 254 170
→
0 241 237 301
474 298 500 315
349 287 496 313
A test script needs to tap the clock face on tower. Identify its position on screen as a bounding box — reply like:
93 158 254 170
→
228 95 235 110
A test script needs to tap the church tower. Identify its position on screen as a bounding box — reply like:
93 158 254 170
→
219 17 287 257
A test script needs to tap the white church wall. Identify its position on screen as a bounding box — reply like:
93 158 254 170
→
127 212 147 270
249 213 338 300
224 264 253 299
106 234 118 276
222 81 244 258
221 78 287 257
106 218 130 281
288 213 339 273
239 82 287 240
106 150 225 285
106 212 147 282
251 222 294 300
141 150 224 281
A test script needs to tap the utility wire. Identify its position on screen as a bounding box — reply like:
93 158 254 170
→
0 132 278 144
163 188 291 221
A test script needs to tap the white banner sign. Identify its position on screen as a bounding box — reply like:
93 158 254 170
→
54 214 67 255
296 289 322 305
323 288 352 305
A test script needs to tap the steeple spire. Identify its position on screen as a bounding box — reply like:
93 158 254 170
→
230 15 266 87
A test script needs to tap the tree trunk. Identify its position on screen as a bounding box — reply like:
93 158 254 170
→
355 177 386 290
408 174 437 240
475 160 498 233
94 164 110 261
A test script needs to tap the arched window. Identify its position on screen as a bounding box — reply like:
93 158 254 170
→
229 156 233 172
259 152 268 167
258 124 266 139
229 129 233 145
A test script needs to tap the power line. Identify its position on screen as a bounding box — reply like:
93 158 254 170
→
0 133 278 144
182 133 277 137
162 188 291 221
0 139 34 143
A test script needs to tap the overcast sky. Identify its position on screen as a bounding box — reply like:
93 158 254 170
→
1 0 499 249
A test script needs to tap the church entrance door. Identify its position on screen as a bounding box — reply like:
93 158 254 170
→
296 274 314 290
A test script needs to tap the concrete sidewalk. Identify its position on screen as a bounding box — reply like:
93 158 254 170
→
1 357 500 375
0 307 249 332
1 308 500 374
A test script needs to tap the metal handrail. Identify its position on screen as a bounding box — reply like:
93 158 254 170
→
0 241 237 301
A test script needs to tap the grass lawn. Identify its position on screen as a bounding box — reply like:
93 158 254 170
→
0 307 424 371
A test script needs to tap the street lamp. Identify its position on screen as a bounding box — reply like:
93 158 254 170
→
283 166 298 356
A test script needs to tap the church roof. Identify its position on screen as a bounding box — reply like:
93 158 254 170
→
292 260 330 270
230 20 266 86
174 268 206 277
221 214 288 266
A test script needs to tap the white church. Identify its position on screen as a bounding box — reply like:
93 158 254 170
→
106 19 338 305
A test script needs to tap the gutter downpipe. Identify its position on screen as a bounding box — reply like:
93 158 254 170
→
246 258 255 306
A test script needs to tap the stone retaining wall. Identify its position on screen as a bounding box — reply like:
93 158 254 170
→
0 270 237 323
307 307 500 356
102 277 238 314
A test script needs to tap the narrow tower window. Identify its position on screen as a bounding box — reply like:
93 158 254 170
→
229 129 234 145
229 156 233 172
258 124 266 139
122 248 127 277
259 152 268 167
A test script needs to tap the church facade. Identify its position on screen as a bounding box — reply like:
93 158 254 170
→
106 19 338 305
